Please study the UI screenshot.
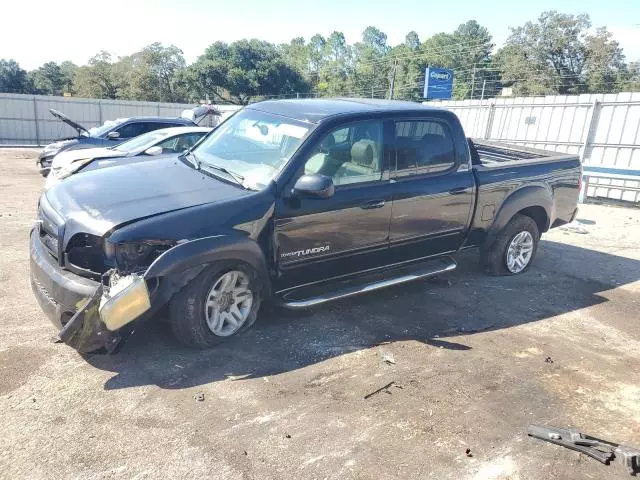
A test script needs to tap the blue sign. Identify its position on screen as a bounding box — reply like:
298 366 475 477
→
423 68 454 100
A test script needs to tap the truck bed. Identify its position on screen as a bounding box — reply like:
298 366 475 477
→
471 139 571 165
464 139 582 248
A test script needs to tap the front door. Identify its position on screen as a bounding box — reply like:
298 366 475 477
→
388 118 475 263
274 119 393 292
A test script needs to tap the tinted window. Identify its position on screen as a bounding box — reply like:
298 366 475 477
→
395 120 456 176
157 132 206 154
116 121 170 139
303 121 383 186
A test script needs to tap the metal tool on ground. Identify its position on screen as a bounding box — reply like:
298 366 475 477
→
528 424 640 475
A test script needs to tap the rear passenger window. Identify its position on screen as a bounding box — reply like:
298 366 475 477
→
395 120 456 176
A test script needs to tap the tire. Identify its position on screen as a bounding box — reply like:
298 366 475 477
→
481 214 540 276
169 261 263 348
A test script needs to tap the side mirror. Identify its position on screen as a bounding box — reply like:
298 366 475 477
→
107 131 120 140
144 146 163 156
292 174 334 199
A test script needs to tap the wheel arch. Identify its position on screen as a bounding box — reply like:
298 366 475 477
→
485 185 552 247
145 233 271 304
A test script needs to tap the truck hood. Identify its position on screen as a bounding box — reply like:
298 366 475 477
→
49 108 89 136
51 147 126 171
45 157 248 245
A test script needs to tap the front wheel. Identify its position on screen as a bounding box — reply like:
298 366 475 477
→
169 262 262 348
481 214 540 276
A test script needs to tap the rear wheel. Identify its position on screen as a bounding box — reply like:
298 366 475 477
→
481 214 540 276
169 262 262 348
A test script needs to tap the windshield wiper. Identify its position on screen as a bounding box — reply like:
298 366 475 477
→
201 163 245 188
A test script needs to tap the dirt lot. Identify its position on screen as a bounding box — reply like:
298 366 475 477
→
0 148 639 480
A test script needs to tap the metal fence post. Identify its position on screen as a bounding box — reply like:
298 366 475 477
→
33 96 41 146
579 99 600 164
157 103 161 115
98 100 103 124
484 101 496 140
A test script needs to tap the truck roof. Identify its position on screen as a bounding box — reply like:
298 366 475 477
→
247 98 442 124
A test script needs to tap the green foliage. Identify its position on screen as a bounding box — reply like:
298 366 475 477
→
187 39 310 104
1 12 636 102
122 43 188 102
73 51 125 99
0 59 33 94
497 11 628 95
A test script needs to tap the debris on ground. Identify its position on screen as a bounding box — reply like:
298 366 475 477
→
560 222 589 234
285 433 291 439
528 424 640 475
465 448 473 457
380 350 396 364
545 356 554 364
194 392 205 402
364 381 396 400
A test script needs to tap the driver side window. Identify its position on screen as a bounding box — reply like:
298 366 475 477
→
303 121 383 186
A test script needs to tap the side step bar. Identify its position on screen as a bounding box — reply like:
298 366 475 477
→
280 256 457 310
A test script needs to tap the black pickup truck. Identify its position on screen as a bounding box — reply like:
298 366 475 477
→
29 99 581 353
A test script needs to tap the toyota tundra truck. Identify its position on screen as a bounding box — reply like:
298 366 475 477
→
29 99 581 353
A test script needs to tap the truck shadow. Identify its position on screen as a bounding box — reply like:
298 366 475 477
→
85 239 640 390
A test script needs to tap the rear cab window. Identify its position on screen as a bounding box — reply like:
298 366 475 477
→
394 119 457 177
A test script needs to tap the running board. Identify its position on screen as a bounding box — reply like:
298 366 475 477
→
279 256 457 310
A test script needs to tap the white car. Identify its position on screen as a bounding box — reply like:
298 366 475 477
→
45 126 211 189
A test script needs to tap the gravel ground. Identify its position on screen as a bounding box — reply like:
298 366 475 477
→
1 148 639 480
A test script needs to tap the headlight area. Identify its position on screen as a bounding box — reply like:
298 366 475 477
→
59 238 177 352
98 241 177 332
105 240 177 274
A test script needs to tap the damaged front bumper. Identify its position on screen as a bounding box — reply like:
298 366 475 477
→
59 274 151 353
30 229 152 353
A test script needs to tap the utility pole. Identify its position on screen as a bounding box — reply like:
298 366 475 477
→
371 85 374 98
480 79 486 101
388 58 397 100
470 64 476 100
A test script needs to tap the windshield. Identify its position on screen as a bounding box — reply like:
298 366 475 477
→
193 109 310 190
113 131 170 153
87 119 125 138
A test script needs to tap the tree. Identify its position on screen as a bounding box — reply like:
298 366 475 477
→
0 59 32 94
352 27 391 98
317 31 352 96
187 39 310 104
405 31 420 50
497 11 591 95
30 62 65 95
583 28 627 93
280 37 310 78
59 61 77 95
122 43 187 102
73 51 125 99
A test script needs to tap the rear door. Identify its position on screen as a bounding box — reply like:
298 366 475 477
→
388 118 474 263
274 119 394 291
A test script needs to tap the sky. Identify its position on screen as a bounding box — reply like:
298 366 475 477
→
2 0 639 70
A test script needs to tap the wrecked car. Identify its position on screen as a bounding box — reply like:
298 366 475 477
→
45 126 211 189
37 106 219 176
29 99 581 353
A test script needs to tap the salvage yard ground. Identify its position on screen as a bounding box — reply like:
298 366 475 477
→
1 148 639 480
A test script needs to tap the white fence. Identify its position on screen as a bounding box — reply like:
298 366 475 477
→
0 93 240 146
427 92 640 203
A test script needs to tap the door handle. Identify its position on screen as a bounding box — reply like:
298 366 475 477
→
449 187 468 195
360 200 386 209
